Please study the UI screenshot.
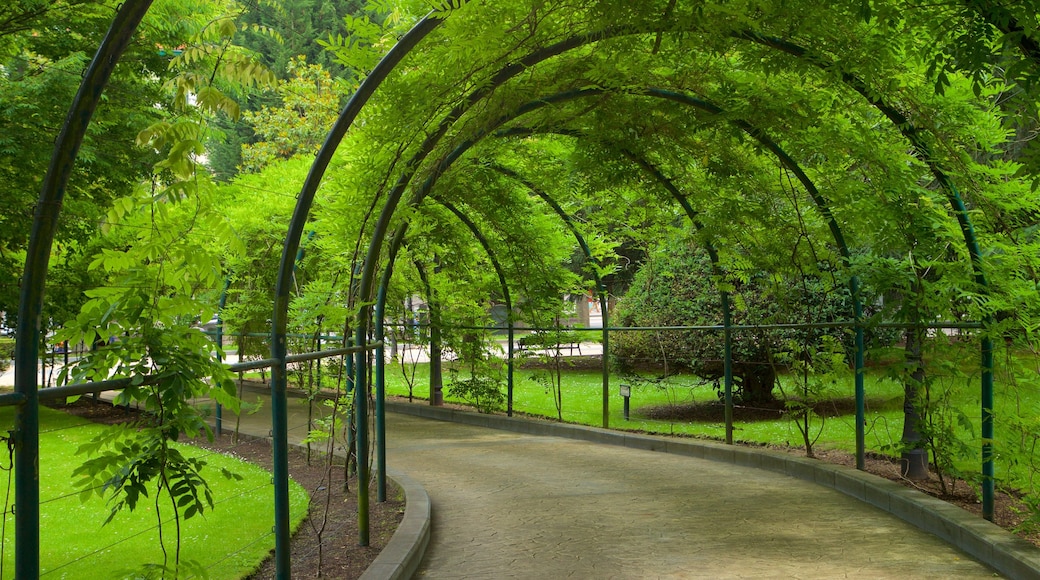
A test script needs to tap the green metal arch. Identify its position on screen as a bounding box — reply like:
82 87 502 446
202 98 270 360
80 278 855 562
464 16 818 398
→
487 163 613 428
12 2 155 576
367 195 519 503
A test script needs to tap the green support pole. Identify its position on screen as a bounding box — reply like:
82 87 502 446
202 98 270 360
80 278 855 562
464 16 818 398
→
354 341 370 545
507 322 515 416
601 292 610 429
982 334 994 520
722 292 734 445
375 281 388 502
215 277 230 437
270 329 292 575
13 3 152 577
852 277 866 470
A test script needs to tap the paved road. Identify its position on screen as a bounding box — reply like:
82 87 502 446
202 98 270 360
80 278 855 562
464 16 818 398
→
384 414 996 579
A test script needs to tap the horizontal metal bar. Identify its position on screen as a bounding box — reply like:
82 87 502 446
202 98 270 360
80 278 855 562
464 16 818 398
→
284 342 383 365
200 330 350 342
0 392 26 406
37 374 160 402
228 358 280 372
606 321 985 332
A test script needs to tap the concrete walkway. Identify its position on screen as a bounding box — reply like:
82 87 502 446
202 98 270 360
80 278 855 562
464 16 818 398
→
384 413 996 579
188 383 1006 579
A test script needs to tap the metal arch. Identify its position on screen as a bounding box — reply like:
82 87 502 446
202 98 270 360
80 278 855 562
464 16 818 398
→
494 125 743 440
486 164 613 428
736 31 996 515
368 196 517 502
432 198 516 415
353 84 868 458
13 2 155 577
269 12 445 558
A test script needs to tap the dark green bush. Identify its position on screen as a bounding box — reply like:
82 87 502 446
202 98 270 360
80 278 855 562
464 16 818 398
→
0 338 12 374
610 242 895 404
447 375 505 414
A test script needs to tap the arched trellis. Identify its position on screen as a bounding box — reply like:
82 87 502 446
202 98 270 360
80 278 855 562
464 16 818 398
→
11 4 1013 578
497 124 854 450
270 11 1002 568
367 196 517 502
346 80 867 450
484 164 611 426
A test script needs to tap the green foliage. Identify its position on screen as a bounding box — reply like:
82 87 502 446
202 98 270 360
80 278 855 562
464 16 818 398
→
241 56 344 172
72 423 243 526
447 374 505 414
611 239 889 404
0 338 11 374
774 335 847 457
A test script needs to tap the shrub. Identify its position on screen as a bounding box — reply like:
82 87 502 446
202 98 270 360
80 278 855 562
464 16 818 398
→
0 338 13 374
611 241 895 404
447 375 505 414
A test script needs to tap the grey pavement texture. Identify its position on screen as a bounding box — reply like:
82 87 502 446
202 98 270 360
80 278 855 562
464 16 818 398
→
383 412 998 580
194 387 1028 579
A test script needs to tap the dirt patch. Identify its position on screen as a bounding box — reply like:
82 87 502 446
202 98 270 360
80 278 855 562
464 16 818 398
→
51 398 405 579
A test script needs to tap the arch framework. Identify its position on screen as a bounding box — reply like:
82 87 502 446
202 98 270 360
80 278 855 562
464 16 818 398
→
11 3 1020 578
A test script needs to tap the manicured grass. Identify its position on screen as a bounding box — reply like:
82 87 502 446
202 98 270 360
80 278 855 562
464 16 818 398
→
384 341 1040 490
0 406 308 579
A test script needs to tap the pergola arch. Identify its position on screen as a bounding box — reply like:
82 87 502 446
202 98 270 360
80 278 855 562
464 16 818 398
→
13 2 1028 577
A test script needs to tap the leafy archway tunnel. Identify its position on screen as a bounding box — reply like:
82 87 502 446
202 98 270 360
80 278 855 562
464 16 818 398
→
12 1 1040 577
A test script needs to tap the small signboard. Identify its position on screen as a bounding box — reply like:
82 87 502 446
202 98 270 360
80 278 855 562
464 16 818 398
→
619 385 631 398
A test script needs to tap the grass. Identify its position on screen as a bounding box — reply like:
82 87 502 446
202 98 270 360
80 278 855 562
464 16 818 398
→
0 405 308 579
383 340 1040 492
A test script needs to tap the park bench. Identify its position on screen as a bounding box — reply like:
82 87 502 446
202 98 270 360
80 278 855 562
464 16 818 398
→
516 330 583 355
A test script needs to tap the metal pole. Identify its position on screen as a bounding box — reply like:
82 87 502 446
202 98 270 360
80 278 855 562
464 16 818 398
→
507 321 514 417
354 339 370 545
215 277 230 437
982 334 994 520
375 281 388 502
13 3 153 577
722 292 734 444
851 277 866 470
601 292 610 429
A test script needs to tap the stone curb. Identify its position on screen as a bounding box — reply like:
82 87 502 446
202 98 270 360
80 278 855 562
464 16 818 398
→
386 400 1040 580
358 470 431 580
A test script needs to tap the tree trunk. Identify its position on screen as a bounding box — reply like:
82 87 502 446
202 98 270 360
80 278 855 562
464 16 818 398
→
429 309 443 406
740 364 776 406
901 326 930 480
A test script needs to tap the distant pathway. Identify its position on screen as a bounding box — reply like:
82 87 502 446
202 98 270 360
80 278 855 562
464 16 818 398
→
385 414 996 579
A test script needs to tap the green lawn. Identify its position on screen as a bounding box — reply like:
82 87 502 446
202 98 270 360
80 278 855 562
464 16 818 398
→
0 406 308 579
383 341 1040 492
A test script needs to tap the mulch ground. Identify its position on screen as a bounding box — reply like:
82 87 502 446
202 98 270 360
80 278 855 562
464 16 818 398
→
51 398 404 579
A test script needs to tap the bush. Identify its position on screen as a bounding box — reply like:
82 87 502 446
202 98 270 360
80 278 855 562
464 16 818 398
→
447 375 505 414
0 338 13 374
610 241 895 404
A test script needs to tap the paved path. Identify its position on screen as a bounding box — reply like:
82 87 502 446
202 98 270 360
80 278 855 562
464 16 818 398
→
82 382 999 579
383 413 996 579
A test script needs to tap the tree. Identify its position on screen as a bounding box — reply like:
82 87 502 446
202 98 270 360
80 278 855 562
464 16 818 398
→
240 56 344 172
611 239 881 406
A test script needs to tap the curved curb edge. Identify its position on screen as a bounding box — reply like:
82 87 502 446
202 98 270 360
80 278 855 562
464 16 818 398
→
359 469 431 580
386 400 1040 580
